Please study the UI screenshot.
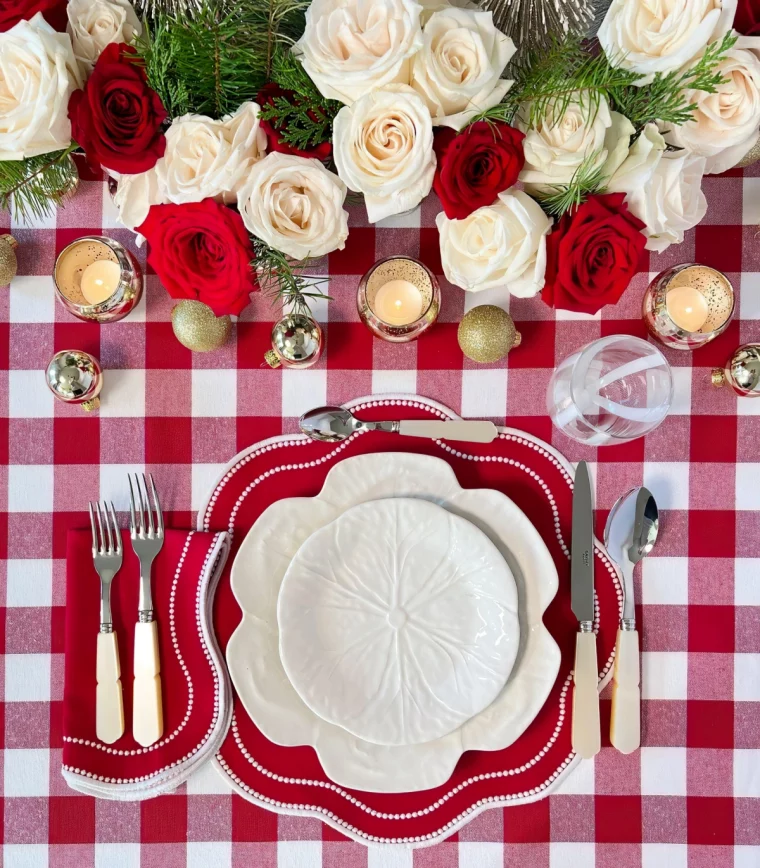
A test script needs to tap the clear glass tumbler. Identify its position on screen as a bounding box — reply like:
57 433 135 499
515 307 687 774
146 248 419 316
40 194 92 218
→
547 335 674 445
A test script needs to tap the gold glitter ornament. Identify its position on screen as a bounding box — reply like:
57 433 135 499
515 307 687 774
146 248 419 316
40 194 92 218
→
457 305 521 364
171 300 231 352
736 138 760 168
0 234 18 286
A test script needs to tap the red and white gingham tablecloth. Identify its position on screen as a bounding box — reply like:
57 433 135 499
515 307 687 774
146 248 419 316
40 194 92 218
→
1 160 759 866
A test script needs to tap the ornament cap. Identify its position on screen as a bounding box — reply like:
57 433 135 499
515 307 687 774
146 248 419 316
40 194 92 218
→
514 330 522 348
264 349 282 368
711 368 725 388
0 234 18 250
81 397 100 412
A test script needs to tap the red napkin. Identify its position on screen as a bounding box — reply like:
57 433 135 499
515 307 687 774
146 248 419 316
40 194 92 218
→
62 528 231 795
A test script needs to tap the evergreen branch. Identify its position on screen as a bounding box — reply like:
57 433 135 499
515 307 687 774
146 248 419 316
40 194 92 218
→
608 31 738 129
532 155 608 217
0 144 79 224
134 0 308 119
259 47 340 151
251 236 331 315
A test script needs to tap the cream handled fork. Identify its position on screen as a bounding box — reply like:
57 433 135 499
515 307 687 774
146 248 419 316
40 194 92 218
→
89 501 125 745
129 473 164 748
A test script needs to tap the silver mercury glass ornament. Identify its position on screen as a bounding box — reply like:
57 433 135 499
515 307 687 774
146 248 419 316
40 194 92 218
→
711 344 760 397
265 313 323 370
45 349 103 411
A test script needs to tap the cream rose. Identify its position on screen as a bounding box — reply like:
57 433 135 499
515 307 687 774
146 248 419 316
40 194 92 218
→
294 0 423 105
237 152 348 260
517 93 634 194
606 122 666 191
410 8 515 129
113 168 164 233
599 0 736 82
664 47 760 174
158 103 267 205
436 189 552 295
66 0 141 75
610 147 707 252
333 84 435 222
0 14 82 161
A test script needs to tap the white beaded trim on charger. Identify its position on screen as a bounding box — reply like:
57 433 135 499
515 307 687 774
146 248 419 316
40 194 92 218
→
62 533 224 785
206 397 624 836
227 674 572 822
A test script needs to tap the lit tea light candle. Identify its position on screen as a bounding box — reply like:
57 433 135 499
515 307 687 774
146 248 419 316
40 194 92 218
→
372 278 424 325
81 259 121 305
665 285 709 332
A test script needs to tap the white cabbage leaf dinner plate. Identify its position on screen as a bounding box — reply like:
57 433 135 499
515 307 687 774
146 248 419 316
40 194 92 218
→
227 452 561 793
277 498 520 747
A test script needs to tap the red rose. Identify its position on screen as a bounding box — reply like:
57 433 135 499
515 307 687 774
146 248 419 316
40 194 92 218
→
256 83 332 161
735 0 760 34
0 0 67 32
433 121 525 219
542 193 647 315
137 199 258 317
68 43 167 175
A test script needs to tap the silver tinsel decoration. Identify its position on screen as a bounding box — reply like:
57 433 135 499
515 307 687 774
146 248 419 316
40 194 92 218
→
480 0 612 52
135 0 202 16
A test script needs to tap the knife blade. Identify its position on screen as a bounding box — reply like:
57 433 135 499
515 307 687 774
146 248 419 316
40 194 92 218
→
570 460 601 759
571 461 595 625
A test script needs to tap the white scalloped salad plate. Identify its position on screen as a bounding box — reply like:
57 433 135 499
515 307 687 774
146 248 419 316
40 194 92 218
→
226 452 560 793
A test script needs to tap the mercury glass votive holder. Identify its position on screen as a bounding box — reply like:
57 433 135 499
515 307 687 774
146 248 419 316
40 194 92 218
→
357 256 440 342
54 235 143 323
642 263 735 350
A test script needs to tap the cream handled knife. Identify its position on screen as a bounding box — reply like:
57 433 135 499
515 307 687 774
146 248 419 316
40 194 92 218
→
571 460 601 759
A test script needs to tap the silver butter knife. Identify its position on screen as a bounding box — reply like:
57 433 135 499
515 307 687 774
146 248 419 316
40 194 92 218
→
571 460 601 759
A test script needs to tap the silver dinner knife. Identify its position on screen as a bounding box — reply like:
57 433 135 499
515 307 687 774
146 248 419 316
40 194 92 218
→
571 460 601 758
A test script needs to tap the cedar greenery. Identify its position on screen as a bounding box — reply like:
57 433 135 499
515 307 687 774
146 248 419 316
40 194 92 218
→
0 144 80 224
259 47 341 151
134 0 308 119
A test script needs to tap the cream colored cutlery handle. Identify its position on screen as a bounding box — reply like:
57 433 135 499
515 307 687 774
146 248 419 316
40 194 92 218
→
397 420 497 443
572 631 601 759
133 621 163 747
96 631 124 744
610 628 640 754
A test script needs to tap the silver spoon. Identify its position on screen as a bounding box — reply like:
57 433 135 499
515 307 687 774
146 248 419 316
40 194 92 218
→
299 405 498 444
604 487 658 754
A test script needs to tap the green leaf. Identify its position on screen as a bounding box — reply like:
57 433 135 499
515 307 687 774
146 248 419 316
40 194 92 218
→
0 144 80 224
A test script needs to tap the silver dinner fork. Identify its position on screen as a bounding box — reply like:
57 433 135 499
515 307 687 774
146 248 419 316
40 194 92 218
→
89 501 125 744
128 473 164 747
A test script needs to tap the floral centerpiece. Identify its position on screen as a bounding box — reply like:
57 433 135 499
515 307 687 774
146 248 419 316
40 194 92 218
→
0 0 758 318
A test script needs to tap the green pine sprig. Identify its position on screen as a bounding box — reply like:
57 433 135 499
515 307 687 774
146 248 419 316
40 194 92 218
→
0 144 79 224
251 236 331 315
532 155 608 217
259 47 341 152
134 0 308 119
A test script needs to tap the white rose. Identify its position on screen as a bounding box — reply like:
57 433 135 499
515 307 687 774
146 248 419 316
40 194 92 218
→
436 189 552 295
113 168 164 233
237 152 348 260
606 122 666 191
611 148 707 251
599 0 736 82
333 85 435 223
294 0 423 105
517 93 634 194
66 0 141 75
664 47 760 174
410 8 515 130
158 103 267 205
0 14 82 161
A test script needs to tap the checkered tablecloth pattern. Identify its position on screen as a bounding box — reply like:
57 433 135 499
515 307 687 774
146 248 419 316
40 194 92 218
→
2 159 759 867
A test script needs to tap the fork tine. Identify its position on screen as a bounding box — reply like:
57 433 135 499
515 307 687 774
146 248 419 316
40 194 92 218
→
141 473 155 535
148 473 163 535
89 502 99 553
95 501 108 553
128 474 138 534
107 501 120 554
